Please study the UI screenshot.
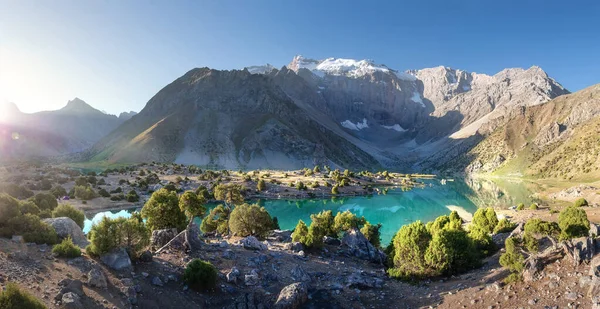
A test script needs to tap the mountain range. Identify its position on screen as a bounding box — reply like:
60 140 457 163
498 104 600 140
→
4 55 594 179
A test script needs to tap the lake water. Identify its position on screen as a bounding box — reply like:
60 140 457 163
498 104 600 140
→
82 177 537 245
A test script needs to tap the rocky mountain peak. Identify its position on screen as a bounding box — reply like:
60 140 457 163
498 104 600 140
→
61 98 100 114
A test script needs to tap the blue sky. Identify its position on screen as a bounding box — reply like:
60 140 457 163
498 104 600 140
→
1 0 599 114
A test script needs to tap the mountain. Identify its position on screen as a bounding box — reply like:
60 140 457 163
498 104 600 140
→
83 55 570 171
0 98 131 159
118 111 138 121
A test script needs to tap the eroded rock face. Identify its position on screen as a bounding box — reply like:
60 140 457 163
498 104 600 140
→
341 228 386 264
42 217 89 248
274 282 308 309
151 228 178 248
100 248 132 271
87 268 107 289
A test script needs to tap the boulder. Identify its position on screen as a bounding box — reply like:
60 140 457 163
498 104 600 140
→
274 282 308 309
56 279 84 301
87 268 107 289
591 223 600 237
152 276 164 287
139 250 153 262
100 248 132 271
492 232 511 247
345 272 384 289
290 265 311 282
43 217 89 248
61 292 83 309
284 242 304 252
245 269 260 286
151 228 178 248
227 267 241 284
240 236 267 251
269 230 293 242
562 236 595 267
323 236 341 246
341 228 385 263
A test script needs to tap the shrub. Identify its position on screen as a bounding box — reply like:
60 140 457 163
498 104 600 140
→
195 185 213 200
74 185 97 201
425 229 479 276
313 165 321 173
0 194 22 237
499 237 524 283
183 259 218 291
33 192 58 211
471 207 498 234
296 181 306 191
126 190 140 202
333 210 366 234
558 206 590 240
529 203 538 210
292 220 309 243
469 225 496 256
574 198 589 207
97 178 106 186
388 221 432 280
38 209 52 219
214 184 244 206
75 177 88 186
523 218 560 236
360 222 382 247
98 188 111 197
0 184 34 199
111 187 123 194
493 218 517 234
522 233 538 252
426 212 462 235
200 205 231 235
0 282 47 309
310 210 336 237
141 188 187 232
8 214 58 244
516 203 525 211
179 191 207 220
110 194 125 201
229 203 273 237
19 201 40 216
50 185 68 198
52 204 85 229
257 179 266 192
86 214 150 257
52 237 81 258
331 185 339 195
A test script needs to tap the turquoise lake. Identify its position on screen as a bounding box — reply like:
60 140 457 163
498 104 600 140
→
83 177 537 245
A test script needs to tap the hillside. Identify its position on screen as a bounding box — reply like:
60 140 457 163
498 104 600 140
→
439 84 600 180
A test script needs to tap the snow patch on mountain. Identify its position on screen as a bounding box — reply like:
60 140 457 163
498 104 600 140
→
246 64 276 74
382 124 407 132
341 118 369 130
411 92 425 108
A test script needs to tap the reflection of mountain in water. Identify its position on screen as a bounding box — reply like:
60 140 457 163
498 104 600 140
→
455 177 538 209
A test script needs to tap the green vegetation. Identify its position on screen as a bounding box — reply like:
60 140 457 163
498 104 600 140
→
183 259 218 291
360 222 382 247
493 218 517 234
8 214 58 244
200 205 231 235
33 192 58 211
214 184 244 206
18 201 40 216
50 186 67 198
574 198 588 207
52 237 81 258
228 203 273 237
141 188 187 232
291 220 309 243
86 214 150 257
0 282 47 309
74 185 97 200
52 204 85 229
529 203 538 210
499 237 525 283
558 206 590 240
516 203 525 211
257 179 266 191
333 210 366 234
126 190 140 202
179 191 207 220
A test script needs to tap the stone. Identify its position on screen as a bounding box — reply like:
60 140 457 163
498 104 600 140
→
87 269 108 289
222 249 235 259
139 250 153 262
152 276 164 287
151 228 178 248
274 282 309 309
121 278 134 287
240 236 267 251
100 248 132 271
590 223 599 237
227 267 241 284
245 269 260 286
43 217 89 248
345 272 384 289
290 265 311 282
219 241 229 248
341 228 385 263
562 237 595 266
61 292 83 309
269 230 293 242
565 292 578 301
323 236 341 246
57 279 84 300
127 286 138 305
11 235 24 243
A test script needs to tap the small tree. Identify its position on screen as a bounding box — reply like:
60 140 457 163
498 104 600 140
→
529 203 538 210
574 198 589 207
200 205 231 235
141 188 187 232
229 203 273 237
183 259 218 291
425 229 479 276
313 165 321 173
388 221 431 280
86 214 150 257
0 282 47 309
333 210 366 234
257 179 266 192
18 201 40 216
360 222 382 247
558 206 590 240
52 203 85 229
214 184 244 206
331 185 339 195
516 203 525 211
296 181 306 191
292 220 309 243
50 185 67 198
33 192 58 211
179 191 207 221
310 210 336 237
499 237 525 283
126 190 140 202
471 207 498 234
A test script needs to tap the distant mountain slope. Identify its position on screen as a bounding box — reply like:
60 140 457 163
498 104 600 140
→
437 84 600 180
0 98 130 159
85 68 381 170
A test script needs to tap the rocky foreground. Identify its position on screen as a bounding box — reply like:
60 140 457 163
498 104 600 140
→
2 218 600 309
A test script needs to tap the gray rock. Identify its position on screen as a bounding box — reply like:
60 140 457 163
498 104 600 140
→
152 276 164 287
222 249 235 259
43 217 89 248
100 248 132 271
565 292 578 301
227 267 241 284
240 236 267 251
345 272 384 289
61 292 83 309
341 228 385 263
274 282 308 309
290 265 311 282
151 228 178 248
562 236 595 266
269 230 293 242
87 269 107 289
126 286 137 305
245 269 260 286
590 223 600 237
11 235 24 243
139 250 153 262
284 242 304 252
323 236 341 246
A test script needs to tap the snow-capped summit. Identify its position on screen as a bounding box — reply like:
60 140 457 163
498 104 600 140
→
286 55 416 80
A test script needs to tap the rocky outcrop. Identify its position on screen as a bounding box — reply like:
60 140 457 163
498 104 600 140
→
43 217 89 248
100 248 132 271
274 282 308 309
87 268 107 289
239 236 267 251
150 228 178 248
341 228 386 264
562 237 596 267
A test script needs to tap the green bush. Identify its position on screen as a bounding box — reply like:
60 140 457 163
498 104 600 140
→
195 185 213 200
52 204 85 229
469 225 496 256
179 191 207 220
574 198 589 207
388 221 432 280
499 237 525 283
360 222 382 247
522 233 538 252
33 192 58 211
214 184 245 206
110 194 125 201
52 237 81 258
74 185 97 201
86 214 150 257
0 282 47 309
98 188 111 198
0 194 23 237
516 203 525 211
229 203 273 237
471 207 498 234
523 218 560 236
291 220 309 243
333 210 366 234
296 181 306 191
183 259 218 291
310 210 336 237
257 179 266 192
8 214 58 244
529 203 538 210
38 209 52 219
558 206 590 240
426 212 462 235
200 205 230 235
18 201 40 216
331 185 339 194
141 188 187 232
313 165 321 173
50 185 67 198
425 229 479 276
493 218 517 234
126 190 140 202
